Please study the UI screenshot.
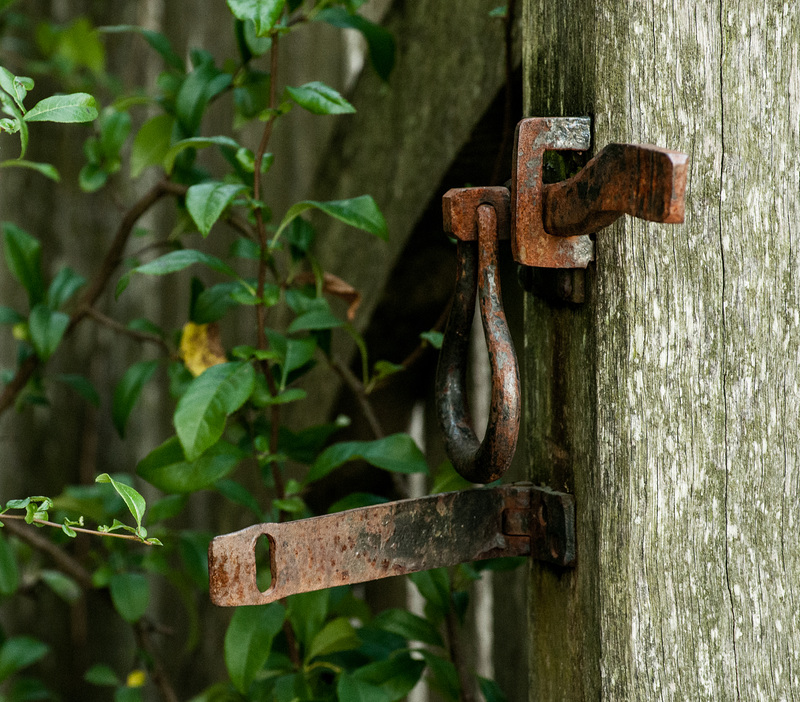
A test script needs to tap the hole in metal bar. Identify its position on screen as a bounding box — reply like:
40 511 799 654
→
255 533 274 593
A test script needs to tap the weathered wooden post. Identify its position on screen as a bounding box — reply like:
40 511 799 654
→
523 0 800 698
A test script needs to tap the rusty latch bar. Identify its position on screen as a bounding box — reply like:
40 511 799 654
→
208 484 575 606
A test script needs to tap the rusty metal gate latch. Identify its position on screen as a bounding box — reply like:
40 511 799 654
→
208 118 688 606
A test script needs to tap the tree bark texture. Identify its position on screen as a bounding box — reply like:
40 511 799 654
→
523 0 799 699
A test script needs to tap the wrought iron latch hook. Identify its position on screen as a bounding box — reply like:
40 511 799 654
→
437 188 520 484
437 117 688 484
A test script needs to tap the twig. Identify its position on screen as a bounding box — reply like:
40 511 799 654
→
83 306 171 353
0 179 177 420
330 356 385 439
0 514 150 543
133 620 180 702
445 604 477 702
0 518 93 590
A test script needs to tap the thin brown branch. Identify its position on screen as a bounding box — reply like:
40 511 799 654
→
330 356 385 440
0 514 150 543
0 179 178 420
134 620 180 702
445 603 477 702
83 306 171 353
0 518 94 590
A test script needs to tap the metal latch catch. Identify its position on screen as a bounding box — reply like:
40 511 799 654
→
209 484 575 606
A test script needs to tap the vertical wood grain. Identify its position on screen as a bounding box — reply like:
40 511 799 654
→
523 0 800 698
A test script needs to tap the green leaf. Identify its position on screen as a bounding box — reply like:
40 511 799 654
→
488 5 508 18
264 330 316 390
0 532 19 596
287 307 344 333
2 222 44 305
0 637 49 683
112 360 159 437
328 492 388 513
100 25 184 71
137 436 241 493
84 663 120 686
186 182 247 236
23 93 98 123
162 135 241 174
193 281 253 323
0 159 60 181
306 617 360 661
275 195 387 242
224 603 285 693
418 650 460 701
109 572 149 623
352 653 426 701
28 304 69 361
174 54 232 137
130 114 174 178
226 0 286 36
0 305 24 325
0 67 30 110
39 569 81 603
79 161 109 192
316 9 395 81
174 362 256 461
118 249 238 297
214 479 261 517
95 473 147 528
307 434 428 483
409 568 450 617
420 330 444 349
372 609 444 648
284 81 355 115
478 676 509 702
337 673 392 702
47 266 86 309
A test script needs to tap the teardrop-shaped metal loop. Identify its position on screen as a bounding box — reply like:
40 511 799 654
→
436 204 521 483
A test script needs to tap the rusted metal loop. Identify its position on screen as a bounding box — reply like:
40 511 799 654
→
436 204 521 483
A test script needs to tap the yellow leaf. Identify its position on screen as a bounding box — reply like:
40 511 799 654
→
126 669 146 687
180 321 226 376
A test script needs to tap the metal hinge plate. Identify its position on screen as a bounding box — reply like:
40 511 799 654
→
208 484 576 607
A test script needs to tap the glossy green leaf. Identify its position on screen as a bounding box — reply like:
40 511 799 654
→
306 617 360 661
112 360 159 437
40 569 81 603
47 266 86 309
162 135 241 174
0 636 49 683
224 603 285 693
264 330 316 389
372 609 444 648
28 304 69 361
284 81 355 115
287 307 344 333
24 93 98 123
174 362 256 461
2 222 44 305
84 663 120 686
117 250 238 297
137 436 241 493
316 9 395 81
109 572 149 623
307 433 428 483
275 195 387 242
409 568 450 617
214 479 261 517
418 650 460 701
226 0 286 36
174 55 232 137
337 673 392 702
0 67 30 110
352 653 426 701
145 494 188 524
100 25 184 71
0 305 24 325
78 162 109 192
55 373 99 406
286 589 329 650
95 473 147 528
478 675 508 702
130 114 174 177
0 159 60 181
186 182 246 236
0 532 19 596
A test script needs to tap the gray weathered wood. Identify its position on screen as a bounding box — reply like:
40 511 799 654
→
523 0 800 698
